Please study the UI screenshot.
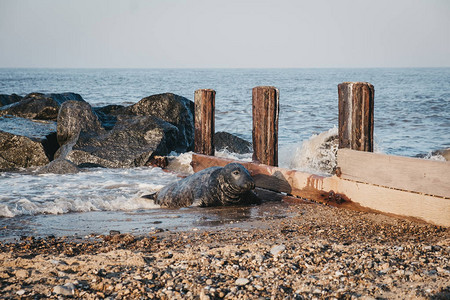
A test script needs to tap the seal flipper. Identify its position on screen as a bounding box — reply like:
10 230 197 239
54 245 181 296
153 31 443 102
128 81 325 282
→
241 190 262 205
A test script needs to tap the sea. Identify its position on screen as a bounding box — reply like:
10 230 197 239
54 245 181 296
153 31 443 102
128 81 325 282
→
1 68 449 239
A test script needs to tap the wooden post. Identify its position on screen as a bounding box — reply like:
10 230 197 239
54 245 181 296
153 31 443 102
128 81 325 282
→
338 82 374 152
194 89 215 155
252 86 279 166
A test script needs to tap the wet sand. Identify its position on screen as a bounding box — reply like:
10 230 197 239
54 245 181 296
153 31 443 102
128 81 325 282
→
0 201 449 299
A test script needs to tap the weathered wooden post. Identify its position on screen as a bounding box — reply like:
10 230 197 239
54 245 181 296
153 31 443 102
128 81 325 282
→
252 86 279 166
194 89 215 155
338 82 374 152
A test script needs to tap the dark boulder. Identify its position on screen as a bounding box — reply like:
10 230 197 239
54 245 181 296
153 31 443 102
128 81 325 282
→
37 159 80 174
56 101 180 168
93 104 124 130
65 116 179 168
214 131 252 154
114 93 195 152
0 92 85 121
0 130 50 170
56 101 104 148
0 94 22 107
0 116 57 170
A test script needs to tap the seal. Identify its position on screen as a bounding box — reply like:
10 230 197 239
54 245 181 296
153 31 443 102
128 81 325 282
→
151 163 261 208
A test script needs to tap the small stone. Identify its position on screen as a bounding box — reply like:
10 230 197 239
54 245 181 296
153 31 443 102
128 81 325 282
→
15 269 30 279
16 289 26 296
235 278 249 286
206 279 213 285
395 270 405 276
270 244 286 257
200 289 210 300
53 285 74 296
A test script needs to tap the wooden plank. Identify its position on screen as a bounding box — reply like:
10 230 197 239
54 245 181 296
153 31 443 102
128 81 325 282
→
338 82 374 151
194 89 215 156
337 149 450 198
191 153 450 226
252 86 279 166
330 177 450 227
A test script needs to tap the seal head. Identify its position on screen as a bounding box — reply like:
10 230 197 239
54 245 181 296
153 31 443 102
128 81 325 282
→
217 163 256 205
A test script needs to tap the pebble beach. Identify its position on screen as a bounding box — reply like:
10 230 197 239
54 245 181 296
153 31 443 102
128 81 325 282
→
1 201 449 299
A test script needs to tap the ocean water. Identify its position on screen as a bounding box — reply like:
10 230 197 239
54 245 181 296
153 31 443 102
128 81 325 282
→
0 68 449 233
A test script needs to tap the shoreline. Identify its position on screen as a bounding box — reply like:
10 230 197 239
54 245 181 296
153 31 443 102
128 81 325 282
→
1 202 449 299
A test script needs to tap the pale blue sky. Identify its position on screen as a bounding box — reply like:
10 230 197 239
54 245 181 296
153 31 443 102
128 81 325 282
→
1 0 449 68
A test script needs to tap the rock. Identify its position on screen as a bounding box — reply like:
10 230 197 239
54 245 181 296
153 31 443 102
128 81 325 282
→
53 283 75 296
270 244 286 257
65 115 178 168
37 159 80 174
16 289 26 296
114 93 194 152
56 100 104 149
93 105 124 130
0 130 50 170
0 115 60 170
0 93 22 107
56 96 190 168
0 92 85 121
14 269 29 279
214 131 252 154
235 278 249 286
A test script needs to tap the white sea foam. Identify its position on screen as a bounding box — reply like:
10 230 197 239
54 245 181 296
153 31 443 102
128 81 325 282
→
423 153 446 161
167 152 194 175
0 167 177 218
215 149 253 162
279 127 339 175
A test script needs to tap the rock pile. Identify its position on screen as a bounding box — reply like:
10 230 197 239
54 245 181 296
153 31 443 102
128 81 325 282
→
0 92 195 171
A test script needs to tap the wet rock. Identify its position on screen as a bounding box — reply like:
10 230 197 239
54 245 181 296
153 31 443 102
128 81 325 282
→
0 92 85 121
64 115 178 168
56 97 188 168
0 114 59 170
113 93 194 152
0 130 50 170
0 93 22 107
93 104 124 130
56 100 104 151
214 131 252 154
37 159 80 174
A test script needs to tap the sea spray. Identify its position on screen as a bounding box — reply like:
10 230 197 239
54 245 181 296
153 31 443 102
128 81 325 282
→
215 149 252 162
279 128 339 175
167 152 194 175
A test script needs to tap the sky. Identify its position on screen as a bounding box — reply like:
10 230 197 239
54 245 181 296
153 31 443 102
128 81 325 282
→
0 0 449 68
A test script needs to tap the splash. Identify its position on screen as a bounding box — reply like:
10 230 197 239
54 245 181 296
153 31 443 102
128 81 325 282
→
279 128 339 175
0 167 176 218
167 152 194 175
215 149 253 162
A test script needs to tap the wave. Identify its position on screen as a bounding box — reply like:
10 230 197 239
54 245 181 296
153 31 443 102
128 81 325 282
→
279 127 338 175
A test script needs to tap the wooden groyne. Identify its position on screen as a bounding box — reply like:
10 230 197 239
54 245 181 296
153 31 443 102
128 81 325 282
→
192 85 450 227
